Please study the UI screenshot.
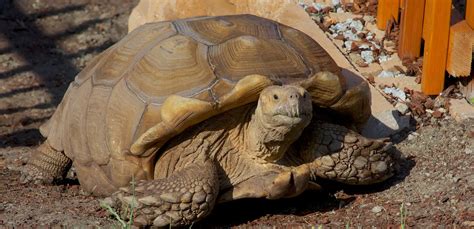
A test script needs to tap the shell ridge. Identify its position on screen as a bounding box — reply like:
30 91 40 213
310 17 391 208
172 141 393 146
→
105 78 147 156
91 27 148 86
279 33 313 78
83 78 95 163
131 103 150 148
114 24 178 89
103 78 123 159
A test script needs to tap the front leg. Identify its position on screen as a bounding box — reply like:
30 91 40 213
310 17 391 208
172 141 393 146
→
284 120 395 185
108 159 219 227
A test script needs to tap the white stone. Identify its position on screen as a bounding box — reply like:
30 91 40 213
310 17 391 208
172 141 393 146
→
378 70 396 78
378 54 390 63
395 103 409 114
343 30 359 41
407 133 416 141
330 22 348 33
332 0 341 6
349 20 364 32
361 50 374 64
313 2 326 11
371 206 383 213
383 87 407 101
344 40 353 51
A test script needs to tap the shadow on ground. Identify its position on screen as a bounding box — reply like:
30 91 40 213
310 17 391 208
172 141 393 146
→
0 0 136 148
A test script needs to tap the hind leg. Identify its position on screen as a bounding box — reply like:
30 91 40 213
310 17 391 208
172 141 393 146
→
21 141 72 184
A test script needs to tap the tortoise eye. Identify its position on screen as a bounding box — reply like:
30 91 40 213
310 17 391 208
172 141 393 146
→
273 94 279 100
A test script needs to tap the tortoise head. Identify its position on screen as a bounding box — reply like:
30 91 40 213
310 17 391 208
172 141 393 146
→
246 85 312 162
257 85 312 128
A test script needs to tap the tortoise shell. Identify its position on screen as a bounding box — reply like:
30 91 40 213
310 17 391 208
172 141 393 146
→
40 14 346 193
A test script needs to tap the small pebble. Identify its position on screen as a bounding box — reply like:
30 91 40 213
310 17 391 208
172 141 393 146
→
378 54 390 62
383 87 407 101
361 50 374 64
407 133 416 141
349 20 364 32
462 221 474 227
378 70 396 78
395 103 409 115
371 206 383 213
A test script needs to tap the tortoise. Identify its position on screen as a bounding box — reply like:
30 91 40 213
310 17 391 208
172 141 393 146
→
22 15 394 227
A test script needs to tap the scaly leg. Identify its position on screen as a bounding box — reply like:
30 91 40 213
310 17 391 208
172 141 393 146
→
108 159 219 227
21 142 72 184
285 121 395 185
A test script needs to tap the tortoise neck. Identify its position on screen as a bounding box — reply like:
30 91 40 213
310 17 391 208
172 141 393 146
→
241 106 302 162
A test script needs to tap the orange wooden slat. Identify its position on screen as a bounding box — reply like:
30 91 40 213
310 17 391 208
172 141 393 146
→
398 0 425 59
467 0 474 28
376 0 400 30
421 0 452 95
391 0 400 23
422 0 433 39
446 20 474 77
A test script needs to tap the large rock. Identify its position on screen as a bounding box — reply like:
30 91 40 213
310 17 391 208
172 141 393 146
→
128 0 301 32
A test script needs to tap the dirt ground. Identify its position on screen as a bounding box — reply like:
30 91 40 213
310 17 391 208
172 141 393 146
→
0 0 473 228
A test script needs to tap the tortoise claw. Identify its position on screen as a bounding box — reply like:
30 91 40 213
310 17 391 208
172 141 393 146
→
268 164 310 199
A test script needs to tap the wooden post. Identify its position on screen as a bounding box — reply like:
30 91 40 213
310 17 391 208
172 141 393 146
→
391 0 400 23
446 21 474 77
467 0 474 28
421 0 452 95
422 0 433 39
376 0 400 30
398 0 425 59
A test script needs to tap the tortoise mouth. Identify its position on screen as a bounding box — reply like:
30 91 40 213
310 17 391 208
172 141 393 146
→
272 111 312 126
273 103 312 118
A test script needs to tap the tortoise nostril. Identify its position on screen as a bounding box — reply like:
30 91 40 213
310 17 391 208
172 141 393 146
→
273 94 279 100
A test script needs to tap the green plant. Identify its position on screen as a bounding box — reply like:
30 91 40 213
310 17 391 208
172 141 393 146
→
400 203 406 229
468 97 474 105
100 177 137 229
